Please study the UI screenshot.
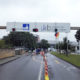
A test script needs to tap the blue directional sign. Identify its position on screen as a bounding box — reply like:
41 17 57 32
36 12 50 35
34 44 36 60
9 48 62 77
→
23 24 30 30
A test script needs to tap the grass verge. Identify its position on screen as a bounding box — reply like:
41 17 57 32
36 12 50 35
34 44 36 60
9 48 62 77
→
51 52 80 68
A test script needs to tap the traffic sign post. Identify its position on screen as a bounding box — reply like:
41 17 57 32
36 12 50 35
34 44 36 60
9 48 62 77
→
54 28 60 52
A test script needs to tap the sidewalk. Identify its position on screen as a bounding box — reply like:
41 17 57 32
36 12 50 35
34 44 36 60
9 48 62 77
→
0 55 21 65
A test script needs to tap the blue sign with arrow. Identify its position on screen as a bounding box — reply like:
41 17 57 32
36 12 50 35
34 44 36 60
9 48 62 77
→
23 24 30 30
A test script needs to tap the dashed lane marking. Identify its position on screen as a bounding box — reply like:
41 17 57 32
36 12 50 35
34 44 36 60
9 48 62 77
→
38 62 43 80
66 66 77 71
32 56 44 80
54 60 60 64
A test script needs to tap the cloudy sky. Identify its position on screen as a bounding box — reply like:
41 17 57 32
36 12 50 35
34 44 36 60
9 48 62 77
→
0 0 80 42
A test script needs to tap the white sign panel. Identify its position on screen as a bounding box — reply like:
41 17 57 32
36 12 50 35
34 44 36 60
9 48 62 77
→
7 22 70 33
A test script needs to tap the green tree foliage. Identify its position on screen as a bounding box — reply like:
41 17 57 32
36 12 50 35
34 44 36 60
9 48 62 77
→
3 32 37 49
0 40 5 48
55 42 63 50
38 39 50 49
62 38 75 52
0 40 11 48
63 37 67 51
75 29 80 42
55 37 68 51
56 37 75 56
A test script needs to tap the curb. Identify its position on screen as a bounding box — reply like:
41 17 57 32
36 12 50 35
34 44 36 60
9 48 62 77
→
0 56 21 65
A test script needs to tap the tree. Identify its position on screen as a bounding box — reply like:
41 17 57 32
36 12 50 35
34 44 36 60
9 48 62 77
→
75 29 80 42
75 29 80 52
0 40 11 48
55 37 75 55
56 37 69 56
63 37 67 51
55 42 63 51
38 39 50 49
3 32 37 49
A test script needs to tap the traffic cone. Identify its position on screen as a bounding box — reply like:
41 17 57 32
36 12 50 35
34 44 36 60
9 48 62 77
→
45 65 48 71
45 61 47 65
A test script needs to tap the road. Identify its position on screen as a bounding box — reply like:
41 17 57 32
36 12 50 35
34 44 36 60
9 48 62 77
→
46 53 80 80
0 53 80 80
0 54 44 80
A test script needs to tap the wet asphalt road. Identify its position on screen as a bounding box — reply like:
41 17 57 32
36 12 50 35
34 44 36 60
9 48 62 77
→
0 54 44 80
46 53 80 80
0 53 80 80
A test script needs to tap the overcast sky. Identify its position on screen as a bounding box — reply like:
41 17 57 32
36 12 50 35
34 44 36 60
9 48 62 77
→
0 0 80 42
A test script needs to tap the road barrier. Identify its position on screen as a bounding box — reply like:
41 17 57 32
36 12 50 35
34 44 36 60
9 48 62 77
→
41 51 50 80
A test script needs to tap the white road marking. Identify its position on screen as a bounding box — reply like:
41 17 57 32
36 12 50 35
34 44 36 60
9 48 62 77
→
54 60 60 64
66 66 77 71
32 56 44 80
38 62 43 80
67 67 71 71
63 65 66 68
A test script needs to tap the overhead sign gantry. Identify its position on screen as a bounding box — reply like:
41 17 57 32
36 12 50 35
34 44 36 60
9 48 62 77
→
6 22 70 33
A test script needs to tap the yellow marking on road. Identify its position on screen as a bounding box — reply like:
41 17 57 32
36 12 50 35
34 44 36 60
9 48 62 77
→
55 60 60 64
45 74 50 80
